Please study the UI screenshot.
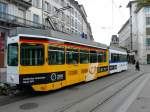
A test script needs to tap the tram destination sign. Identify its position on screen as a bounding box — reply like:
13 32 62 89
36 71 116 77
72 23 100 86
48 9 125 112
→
19 71 66 85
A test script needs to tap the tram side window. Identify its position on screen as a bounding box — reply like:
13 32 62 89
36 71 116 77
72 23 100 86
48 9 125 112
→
111 53 119 62
21 44 44 66
98 52 103 63
119 54 122 62
120 54 127 62
103 51 107 62
48 46 65 65
80 50 89 64
90 51 97 63
8 43 18 66
98 51 107 63
66 48 79 64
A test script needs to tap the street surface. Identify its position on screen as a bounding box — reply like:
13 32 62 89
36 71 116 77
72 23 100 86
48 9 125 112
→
0 64 150 112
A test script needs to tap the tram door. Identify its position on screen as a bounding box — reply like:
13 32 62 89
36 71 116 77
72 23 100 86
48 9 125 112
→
66 47 80 85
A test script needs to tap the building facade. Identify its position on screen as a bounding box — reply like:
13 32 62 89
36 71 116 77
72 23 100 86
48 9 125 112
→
118 19 135 63
0 0 32 68
30 0 93 40
118 19 130 50
118 1 150 64
0 0 93 68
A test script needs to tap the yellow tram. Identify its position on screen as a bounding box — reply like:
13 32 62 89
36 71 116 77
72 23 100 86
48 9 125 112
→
6 27 109 91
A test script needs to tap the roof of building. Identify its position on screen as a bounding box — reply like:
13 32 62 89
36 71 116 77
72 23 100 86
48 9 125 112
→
118 19 129 34
9 27 107 49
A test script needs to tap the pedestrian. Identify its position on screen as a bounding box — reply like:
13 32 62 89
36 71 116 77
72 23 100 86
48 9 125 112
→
135 61 140 71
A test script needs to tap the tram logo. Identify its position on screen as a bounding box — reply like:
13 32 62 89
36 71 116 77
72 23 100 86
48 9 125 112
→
50 73 57 81
20 71 66 85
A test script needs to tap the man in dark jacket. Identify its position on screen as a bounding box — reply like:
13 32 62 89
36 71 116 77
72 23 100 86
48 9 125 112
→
135 61 140 71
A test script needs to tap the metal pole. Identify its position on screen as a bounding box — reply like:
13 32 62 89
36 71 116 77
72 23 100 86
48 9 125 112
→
42 0 44 25
112 0 114 32
130 6 132 50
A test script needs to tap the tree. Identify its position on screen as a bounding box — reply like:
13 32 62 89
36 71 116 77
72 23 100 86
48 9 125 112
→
136 0 150 7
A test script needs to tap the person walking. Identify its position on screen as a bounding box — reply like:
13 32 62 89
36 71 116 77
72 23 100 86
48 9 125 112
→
135 61 140 71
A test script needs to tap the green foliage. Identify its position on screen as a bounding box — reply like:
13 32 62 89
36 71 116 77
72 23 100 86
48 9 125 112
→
137 0 150 7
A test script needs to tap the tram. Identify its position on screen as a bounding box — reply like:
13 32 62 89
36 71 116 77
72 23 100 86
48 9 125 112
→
6 27 109 91
109 46 128 74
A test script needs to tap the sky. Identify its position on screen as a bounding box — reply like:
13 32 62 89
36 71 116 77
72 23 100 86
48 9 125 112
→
76 0 130 45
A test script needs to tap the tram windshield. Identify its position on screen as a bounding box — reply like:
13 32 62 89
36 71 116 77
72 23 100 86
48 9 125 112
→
8 43 18 66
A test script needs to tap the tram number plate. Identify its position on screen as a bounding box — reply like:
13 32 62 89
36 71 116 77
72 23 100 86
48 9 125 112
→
20 71 66 85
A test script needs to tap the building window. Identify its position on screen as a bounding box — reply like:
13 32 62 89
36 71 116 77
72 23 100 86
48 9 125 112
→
44 1 49 12
66 15 70 25
75 11 77 18
146 38 150 46
71 8 74 15
32 0 40 8
71 17 74 27
0 2 7 13
33 14 39 23
145 7 150 14
146 17 150 25
146 28 150 35
61 0 64 6
75 20 77 29
18 9 25 23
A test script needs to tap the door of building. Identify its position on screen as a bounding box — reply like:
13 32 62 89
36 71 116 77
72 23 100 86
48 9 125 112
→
147 54 150 64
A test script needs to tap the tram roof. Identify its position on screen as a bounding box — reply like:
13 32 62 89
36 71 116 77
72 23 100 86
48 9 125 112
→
9 27 108 49
109 46 127 52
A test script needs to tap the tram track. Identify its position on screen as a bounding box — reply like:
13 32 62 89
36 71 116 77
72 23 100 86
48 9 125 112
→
55 71 146 112
88 72 146 112
0 70 144 108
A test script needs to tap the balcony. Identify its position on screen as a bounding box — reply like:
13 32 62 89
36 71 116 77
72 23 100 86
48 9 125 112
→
7 0 32 9
0 12 44 29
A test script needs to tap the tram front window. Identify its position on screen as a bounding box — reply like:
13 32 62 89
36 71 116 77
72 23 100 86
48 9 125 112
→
20 44 44 66
8 43 18 66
